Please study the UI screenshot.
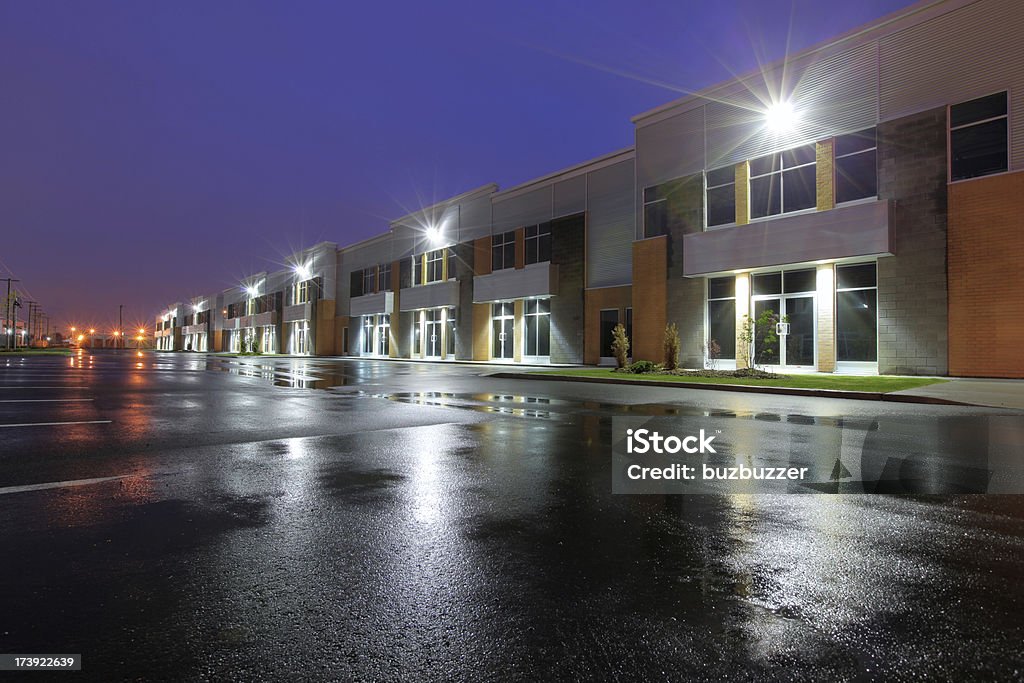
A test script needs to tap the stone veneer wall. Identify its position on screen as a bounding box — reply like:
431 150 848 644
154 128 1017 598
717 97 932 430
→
877 107 949 375
550 213 585 364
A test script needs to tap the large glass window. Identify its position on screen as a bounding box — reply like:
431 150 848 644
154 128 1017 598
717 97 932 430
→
361 316 374 354
749 143 817 219
950 91 1008 182
835 128 877 204
524 299 550 357
705 166 736 228
426 249 444 283
836 263 877 362
376 314 390 356
707 277 736 360
446 308 456 357
413 255 423 285
362 267 376 295
492 231 516 271
525 223 552 264
379 263 392 291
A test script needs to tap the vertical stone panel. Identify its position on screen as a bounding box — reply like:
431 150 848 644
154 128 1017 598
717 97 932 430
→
816 140 835 212
550 213 585 364
816 265 835 372
454 242 475 360
735 161 750 226
877 107 948 375
735 273 750 369
662 173 706 368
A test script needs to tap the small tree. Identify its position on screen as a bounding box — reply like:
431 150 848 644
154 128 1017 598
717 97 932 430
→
663 323 681 371
610 323 630 369
705 338 721 370
739 309 787 371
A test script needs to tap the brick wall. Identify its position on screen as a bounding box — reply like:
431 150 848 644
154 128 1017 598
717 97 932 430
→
630 238 666 363
948 170 1024 377
550 213 585 363
877 107 949 375
584 285 633 365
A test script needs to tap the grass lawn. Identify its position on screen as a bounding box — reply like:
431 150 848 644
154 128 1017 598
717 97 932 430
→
528 368 948 393
0 348 73 356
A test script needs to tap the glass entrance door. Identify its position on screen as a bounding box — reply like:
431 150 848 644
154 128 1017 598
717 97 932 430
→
491 302 514 360
425 310 442 358
752 295 815 368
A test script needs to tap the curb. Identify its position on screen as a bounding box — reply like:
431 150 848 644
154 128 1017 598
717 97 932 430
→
486 372 972 407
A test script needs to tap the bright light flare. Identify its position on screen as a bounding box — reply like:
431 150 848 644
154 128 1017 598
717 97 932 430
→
294 263 311 280
425 225 441 243
765 101 798 133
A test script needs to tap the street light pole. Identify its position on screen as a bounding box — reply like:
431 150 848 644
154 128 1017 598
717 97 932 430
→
2 278 19 350
119 304 123 350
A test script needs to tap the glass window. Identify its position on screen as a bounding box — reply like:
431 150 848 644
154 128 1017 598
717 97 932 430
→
625 307 633 346
377 314 390 356
749 143 816 218
525 298 550 357
835 128 877 204
525 223 552 264
707 277 736 360
752 272 782 296
950 92 1008 181
426 249 444 283
599 309 619 358
644 196 667 238
707 276 734 300
446 308 456 357
705 166 736 228
413 255 423 285
362 267 376 295
361 316 374 354
783 269 815 294
379 263 392 291
491 231 516 271
836 263 877 362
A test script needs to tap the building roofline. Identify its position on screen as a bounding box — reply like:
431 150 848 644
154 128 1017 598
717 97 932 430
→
492 146 635 202
389 183 499 226
630 0 976 126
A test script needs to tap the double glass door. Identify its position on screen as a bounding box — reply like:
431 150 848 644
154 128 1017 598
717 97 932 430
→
752 295 815 367
424 310 442 358
492 302 514 360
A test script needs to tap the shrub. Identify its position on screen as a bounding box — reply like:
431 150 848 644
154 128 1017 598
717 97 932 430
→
611 323 630 369
627 360 659 374
663 323 681 371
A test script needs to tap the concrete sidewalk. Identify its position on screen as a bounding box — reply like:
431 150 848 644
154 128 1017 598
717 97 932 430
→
894 378 1024 410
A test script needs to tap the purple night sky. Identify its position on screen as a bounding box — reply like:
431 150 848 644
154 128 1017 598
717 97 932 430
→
0 0 912 333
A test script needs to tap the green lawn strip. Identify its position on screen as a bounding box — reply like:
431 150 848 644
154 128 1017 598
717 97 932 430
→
0 348 73 356
528 368 947 393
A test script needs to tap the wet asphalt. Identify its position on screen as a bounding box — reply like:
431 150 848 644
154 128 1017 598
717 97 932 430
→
1 350 1023 682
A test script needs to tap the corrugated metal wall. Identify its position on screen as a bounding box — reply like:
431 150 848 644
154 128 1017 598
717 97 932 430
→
553 174 587 217
637 0 1022 185
879 0 1023 170
586 158 635 288
458 195 492 242
492 186 552 232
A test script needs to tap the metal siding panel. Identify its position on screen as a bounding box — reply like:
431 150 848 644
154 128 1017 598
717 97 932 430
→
492 186 553 232
586 159 635 288
706 42 878 168
457 195 492 242
635 105 705 188
879 0 1024 169
553 175 586 217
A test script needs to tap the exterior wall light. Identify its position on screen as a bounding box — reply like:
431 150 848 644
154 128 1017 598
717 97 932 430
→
295 264 311 280
765 101 798 133
425 226 441 243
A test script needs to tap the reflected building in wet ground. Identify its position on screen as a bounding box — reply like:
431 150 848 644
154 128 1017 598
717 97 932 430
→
155 0 1024 378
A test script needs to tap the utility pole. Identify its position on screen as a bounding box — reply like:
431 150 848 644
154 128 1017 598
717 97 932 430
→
119 304 124 350
2 278 19 350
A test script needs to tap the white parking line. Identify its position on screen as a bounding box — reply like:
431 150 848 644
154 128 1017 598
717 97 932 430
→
0 399 94 403
0 386 90 390
0 419 111 428
0 475 128 496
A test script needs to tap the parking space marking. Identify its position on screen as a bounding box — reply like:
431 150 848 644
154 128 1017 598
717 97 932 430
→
0 419 111 428
0 475 128 496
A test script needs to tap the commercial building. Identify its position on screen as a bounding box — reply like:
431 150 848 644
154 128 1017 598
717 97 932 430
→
153 0 1024 378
